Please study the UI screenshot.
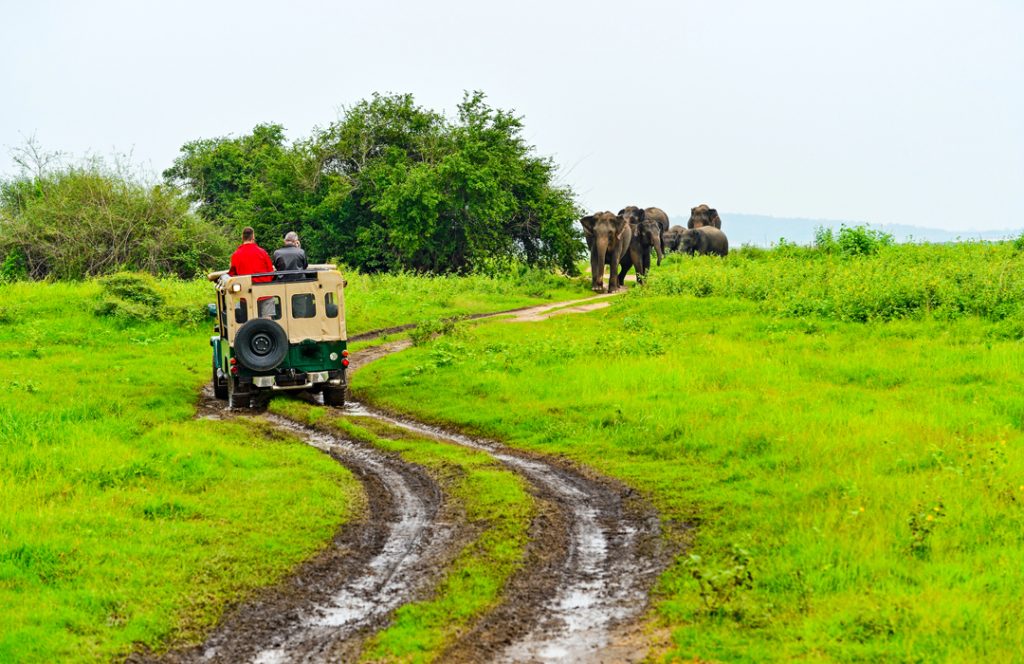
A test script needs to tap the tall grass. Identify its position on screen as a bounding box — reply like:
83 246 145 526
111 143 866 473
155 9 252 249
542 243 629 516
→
354 245 1024 661
648 241 1024 325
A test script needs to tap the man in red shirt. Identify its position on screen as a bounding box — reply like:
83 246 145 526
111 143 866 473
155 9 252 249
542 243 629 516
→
228 227 274 282
229 227 276 318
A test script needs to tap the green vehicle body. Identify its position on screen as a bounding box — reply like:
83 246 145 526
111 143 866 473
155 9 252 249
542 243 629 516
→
208 266 349 407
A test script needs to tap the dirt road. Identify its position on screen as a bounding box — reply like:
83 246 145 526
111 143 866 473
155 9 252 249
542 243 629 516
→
147 293 668 663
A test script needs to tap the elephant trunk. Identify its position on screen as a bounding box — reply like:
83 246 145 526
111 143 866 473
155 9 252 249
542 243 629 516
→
653 231 664 266
591 236 609 292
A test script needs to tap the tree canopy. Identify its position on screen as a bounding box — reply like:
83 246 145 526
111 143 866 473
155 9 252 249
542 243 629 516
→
164 92 584 274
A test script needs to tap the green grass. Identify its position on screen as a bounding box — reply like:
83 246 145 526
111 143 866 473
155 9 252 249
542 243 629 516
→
0 280 361 662
353 247 1024 661
268 399 534 663
343 268 587 333
649 240 1024 324
0 269 578 662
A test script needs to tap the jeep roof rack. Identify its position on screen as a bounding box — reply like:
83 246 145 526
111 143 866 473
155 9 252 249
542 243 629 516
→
206 264 338 283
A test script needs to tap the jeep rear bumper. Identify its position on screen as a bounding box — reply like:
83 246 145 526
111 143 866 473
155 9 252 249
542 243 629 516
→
249 370 343 391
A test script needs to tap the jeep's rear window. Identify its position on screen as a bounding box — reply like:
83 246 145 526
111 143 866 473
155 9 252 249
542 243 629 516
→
234 298 248 324
258 296 282 320
325 292 338 318
292 293 316 319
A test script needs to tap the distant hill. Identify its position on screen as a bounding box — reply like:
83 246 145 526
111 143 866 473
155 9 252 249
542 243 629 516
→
667 212 1024 248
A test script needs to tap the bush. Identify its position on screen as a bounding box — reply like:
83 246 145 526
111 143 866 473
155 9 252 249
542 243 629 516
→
0 158 230 280
94 272 208 326
814 224 894 257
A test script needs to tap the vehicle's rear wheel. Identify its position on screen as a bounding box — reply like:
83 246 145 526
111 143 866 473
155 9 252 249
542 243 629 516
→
213 367 228 400
323 385 346 407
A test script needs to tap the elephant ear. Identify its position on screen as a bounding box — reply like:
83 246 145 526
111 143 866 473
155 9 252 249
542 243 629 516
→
580 215 596 236
709 209 721 227
613 214 629 239
637 208 646 221
616 208 626 216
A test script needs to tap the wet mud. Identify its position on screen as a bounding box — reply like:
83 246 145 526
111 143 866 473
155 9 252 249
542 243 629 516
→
344 402 665 663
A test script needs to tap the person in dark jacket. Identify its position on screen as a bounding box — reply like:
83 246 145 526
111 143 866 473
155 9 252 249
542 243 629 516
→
273 231 308 273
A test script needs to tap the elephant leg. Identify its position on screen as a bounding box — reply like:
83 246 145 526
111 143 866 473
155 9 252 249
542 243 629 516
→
610 256 624 291
629 246 646 285
617 252 633 285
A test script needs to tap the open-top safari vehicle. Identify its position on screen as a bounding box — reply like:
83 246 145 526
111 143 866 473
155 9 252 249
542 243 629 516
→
207 265 349 408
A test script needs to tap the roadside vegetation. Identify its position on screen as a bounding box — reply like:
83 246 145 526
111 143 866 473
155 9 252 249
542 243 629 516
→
354 240 1024 661
0 269 581 662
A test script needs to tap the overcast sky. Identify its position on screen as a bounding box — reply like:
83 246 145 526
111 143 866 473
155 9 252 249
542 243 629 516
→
2 0 1021 231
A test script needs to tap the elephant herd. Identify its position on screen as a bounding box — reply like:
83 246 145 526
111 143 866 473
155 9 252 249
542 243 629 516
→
580 204 730 293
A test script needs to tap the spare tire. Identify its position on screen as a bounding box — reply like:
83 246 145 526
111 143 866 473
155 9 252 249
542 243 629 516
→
234 318 289 371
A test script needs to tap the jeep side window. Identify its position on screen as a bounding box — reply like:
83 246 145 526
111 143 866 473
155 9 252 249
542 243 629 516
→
325 292 338 318
234 298 248 324
258 296 281 320
292 293 316 319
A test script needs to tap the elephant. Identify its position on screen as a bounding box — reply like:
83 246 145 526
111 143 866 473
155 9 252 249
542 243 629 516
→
618 206 668 266
644 207 671 259
688 204 722 229
663 225 686 252
679 226 729 257
581 211 634 292
617 213 661 284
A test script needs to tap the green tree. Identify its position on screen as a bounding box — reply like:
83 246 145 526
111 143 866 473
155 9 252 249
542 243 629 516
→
165 92 584 274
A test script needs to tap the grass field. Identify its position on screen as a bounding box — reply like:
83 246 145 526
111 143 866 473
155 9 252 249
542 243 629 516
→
354 244 1024 661
0 269 581 663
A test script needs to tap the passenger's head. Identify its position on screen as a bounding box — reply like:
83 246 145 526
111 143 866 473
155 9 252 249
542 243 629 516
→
242 227 255 243
284 231 300 247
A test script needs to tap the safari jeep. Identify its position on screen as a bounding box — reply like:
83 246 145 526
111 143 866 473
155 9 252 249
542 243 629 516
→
208 266 349 408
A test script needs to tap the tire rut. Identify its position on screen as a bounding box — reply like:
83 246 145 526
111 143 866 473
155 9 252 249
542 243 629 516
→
342 401 665 663
140 403 458 664
346 292 667 662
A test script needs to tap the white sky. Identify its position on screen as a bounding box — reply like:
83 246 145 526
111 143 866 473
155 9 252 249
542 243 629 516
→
1 0 1021 231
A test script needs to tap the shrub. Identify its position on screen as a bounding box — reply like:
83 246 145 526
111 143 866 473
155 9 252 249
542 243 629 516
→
836 224 894 257
0 158 230 280
94 272 207 326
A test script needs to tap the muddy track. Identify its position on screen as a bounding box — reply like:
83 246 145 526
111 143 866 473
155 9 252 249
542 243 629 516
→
144 292 668 663
344 401 665 662
142 400 459 664
344 295 667 662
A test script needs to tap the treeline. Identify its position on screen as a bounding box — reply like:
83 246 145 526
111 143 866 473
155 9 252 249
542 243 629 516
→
0 92 584 280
